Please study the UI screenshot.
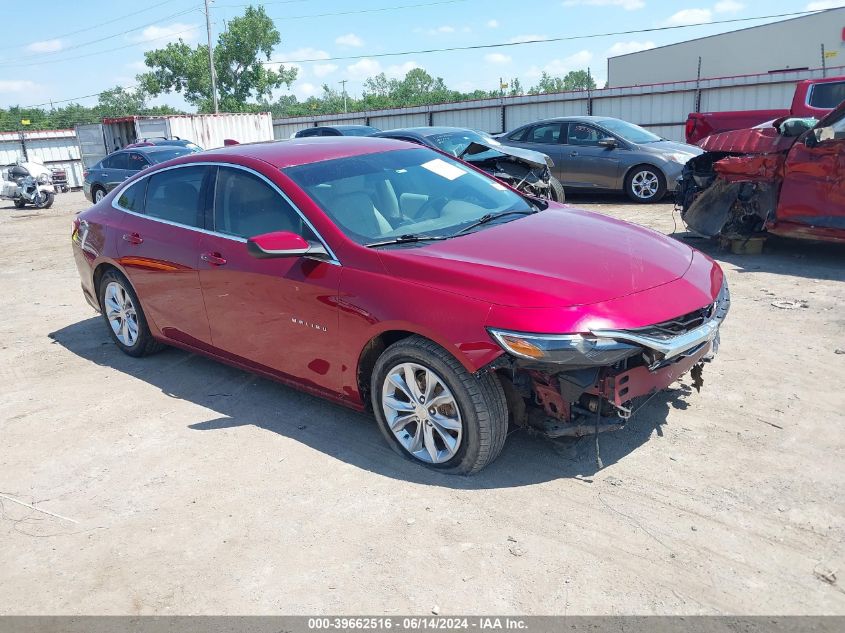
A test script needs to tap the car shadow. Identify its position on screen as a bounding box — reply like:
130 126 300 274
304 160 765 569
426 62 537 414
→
672 231 845 282
48 317 689 489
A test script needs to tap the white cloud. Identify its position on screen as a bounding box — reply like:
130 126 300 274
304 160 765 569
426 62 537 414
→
562 0 645 10
486 19 499 28
26 39 62 53
714 1 744 12
507 34 549 44
313 63 338 77
385 61 420 78
807 1 845 9
427 25 455 35
662 8 712 26
0 80 40 92
131 22 200 49
606 40 656 56
335 33 364 47
293 82 320 100
485 53 512 64
347 58 382 79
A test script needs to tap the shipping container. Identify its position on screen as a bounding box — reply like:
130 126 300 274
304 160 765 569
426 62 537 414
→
76 112 274 168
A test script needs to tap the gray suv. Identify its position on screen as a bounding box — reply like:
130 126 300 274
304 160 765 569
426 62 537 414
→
501 116 702 202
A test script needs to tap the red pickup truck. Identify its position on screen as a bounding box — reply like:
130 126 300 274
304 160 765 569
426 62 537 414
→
685 75 845 144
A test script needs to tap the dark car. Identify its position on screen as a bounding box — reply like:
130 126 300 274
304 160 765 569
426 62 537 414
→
500 116 702 203
373 127 565 201
83 146 195 203
124 137 203 151
294 125 380 138
71 137 728 474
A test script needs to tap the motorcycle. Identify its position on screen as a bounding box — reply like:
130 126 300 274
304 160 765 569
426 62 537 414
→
1 160 56 209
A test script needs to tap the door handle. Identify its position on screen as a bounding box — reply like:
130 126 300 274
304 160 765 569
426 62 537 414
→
122 232 143 245
201 252 227 266
570 151 579 156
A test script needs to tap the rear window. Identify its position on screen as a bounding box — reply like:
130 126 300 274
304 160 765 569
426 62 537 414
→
147 148 192 164
809 81 845 109
116 179 147 212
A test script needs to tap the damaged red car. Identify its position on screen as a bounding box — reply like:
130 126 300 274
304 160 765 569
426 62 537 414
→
678 101 845 243
72 137 729 474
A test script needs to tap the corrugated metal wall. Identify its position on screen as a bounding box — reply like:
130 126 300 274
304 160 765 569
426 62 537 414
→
272 65 843 142
0 130 84 187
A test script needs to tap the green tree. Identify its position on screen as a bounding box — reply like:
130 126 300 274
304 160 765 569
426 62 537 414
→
137 5 297 112
96 86 147 116
529 69 596 94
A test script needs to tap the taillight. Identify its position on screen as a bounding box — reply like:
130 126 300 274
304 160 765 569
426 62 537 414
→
82 170 89 179
71 217 80 239
685 118 696 143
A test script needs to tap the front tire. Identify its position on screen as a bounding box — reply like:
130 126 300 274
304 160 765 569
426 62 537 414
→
97 269 164 357
371 336 508 475
34 192 54 209
549 176 566 203
624 165 666 203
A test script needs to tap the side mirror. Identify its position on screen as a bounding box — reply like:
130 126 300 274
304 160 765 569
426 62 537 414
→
246 231 330 260
598 138 618 149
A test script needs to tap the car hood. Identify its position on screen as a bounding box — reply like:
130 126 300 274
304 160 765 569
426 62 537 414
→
461 141 553 169
377 206 695 308
639 140 703 157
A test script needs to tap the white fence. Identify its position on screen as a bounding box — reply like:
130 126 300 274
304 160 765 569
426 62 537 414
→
0 129 84 188
273 64 845 141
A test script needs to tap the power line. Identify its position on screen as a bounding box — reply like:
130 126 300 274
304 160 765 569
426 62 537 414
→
0 26 202 69
5 8 828 111
0 6 202 65
266 9 820 64
0 0 179 51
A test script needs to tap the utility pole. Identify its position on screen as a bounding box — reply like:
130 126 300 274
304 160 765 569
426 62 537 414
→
204 0 219 113
339 79 348 113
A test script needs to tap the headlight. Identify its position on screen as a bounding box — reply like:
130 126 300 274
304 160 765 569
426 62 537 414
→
667 152 694 165
488 329 640 365
37 173 50 184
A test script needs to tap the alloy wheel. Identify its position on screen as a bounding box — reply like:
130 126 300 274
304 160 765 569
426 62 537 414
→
631 169 660 200
381 362 463 464
94 189 105 203
104 281 139 347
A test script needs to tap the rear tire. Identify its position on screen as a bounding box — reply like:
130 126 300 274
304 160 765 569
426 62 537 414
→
624 165 666 203
97 269 164 357
371 336 508 475
549 176 566 203
93 187 106 203
13 199 25 209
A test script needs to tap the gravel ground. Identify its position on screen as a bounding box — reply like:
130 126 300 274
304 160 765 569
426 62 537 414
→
1 190 843 615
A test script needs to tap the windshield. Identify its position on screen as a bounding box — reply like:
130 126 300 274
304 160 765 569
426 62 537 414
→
427 130 500 157
599 119 662 144
147 148 193 163
284 148 532 246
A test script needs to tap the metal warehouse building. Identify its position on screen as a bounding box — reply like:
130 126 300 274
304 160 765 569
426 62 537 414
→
607 7 845 87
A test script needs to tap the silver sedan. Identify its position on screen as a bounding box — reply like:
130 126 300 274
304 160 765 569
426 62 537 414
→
500 116 702 203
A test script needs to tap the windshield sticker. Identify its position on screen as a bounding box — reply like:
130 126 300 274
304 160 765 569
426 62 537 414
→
490 181 506 190
421 158 467 181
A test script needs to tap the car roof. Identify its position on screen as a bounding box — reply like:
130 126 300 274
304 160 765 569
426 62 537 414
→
119 145 192 154
517 116 617 126
333 125 377 130
382 126 477 137
192 137 416 169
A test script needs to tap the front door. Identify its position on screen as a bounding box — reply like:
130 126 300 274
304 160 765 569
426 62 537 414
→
560 122 621 189
114 164 215 347
198 165 342 393
776 115 845 240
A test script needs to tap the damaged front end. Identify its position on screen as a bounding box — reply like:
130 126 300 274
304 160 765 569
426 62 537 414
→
487 281 731 437
460 141 560 200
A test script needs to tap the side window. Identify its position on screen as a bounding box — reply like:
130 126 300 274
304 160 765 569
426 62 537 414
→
102 153 128 170
528 123 564 144
144 166 209 227
126 153 149 172
298 128 319 137
508 127 529 142
809 81 845 109
116 179 147 212
566 123 602 146
213 167 315 240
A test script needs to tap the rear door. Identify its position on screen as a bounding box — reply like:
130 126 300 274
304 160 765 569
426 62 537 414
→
504 122 567 180
198 165 342 392
114 164 215 347
776 112 845 240
560 122 622 189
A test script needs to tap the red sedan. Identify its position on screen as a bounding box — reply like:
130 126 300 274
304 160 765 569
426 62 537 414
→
71 137 729 474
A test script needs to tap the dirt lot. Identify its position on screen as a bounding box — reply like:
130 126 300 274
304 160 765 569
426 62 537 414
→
1 190 843 615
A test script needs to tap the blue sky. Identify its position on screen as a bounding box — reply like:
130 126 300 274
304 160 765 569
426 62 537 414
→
0 0 839 110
